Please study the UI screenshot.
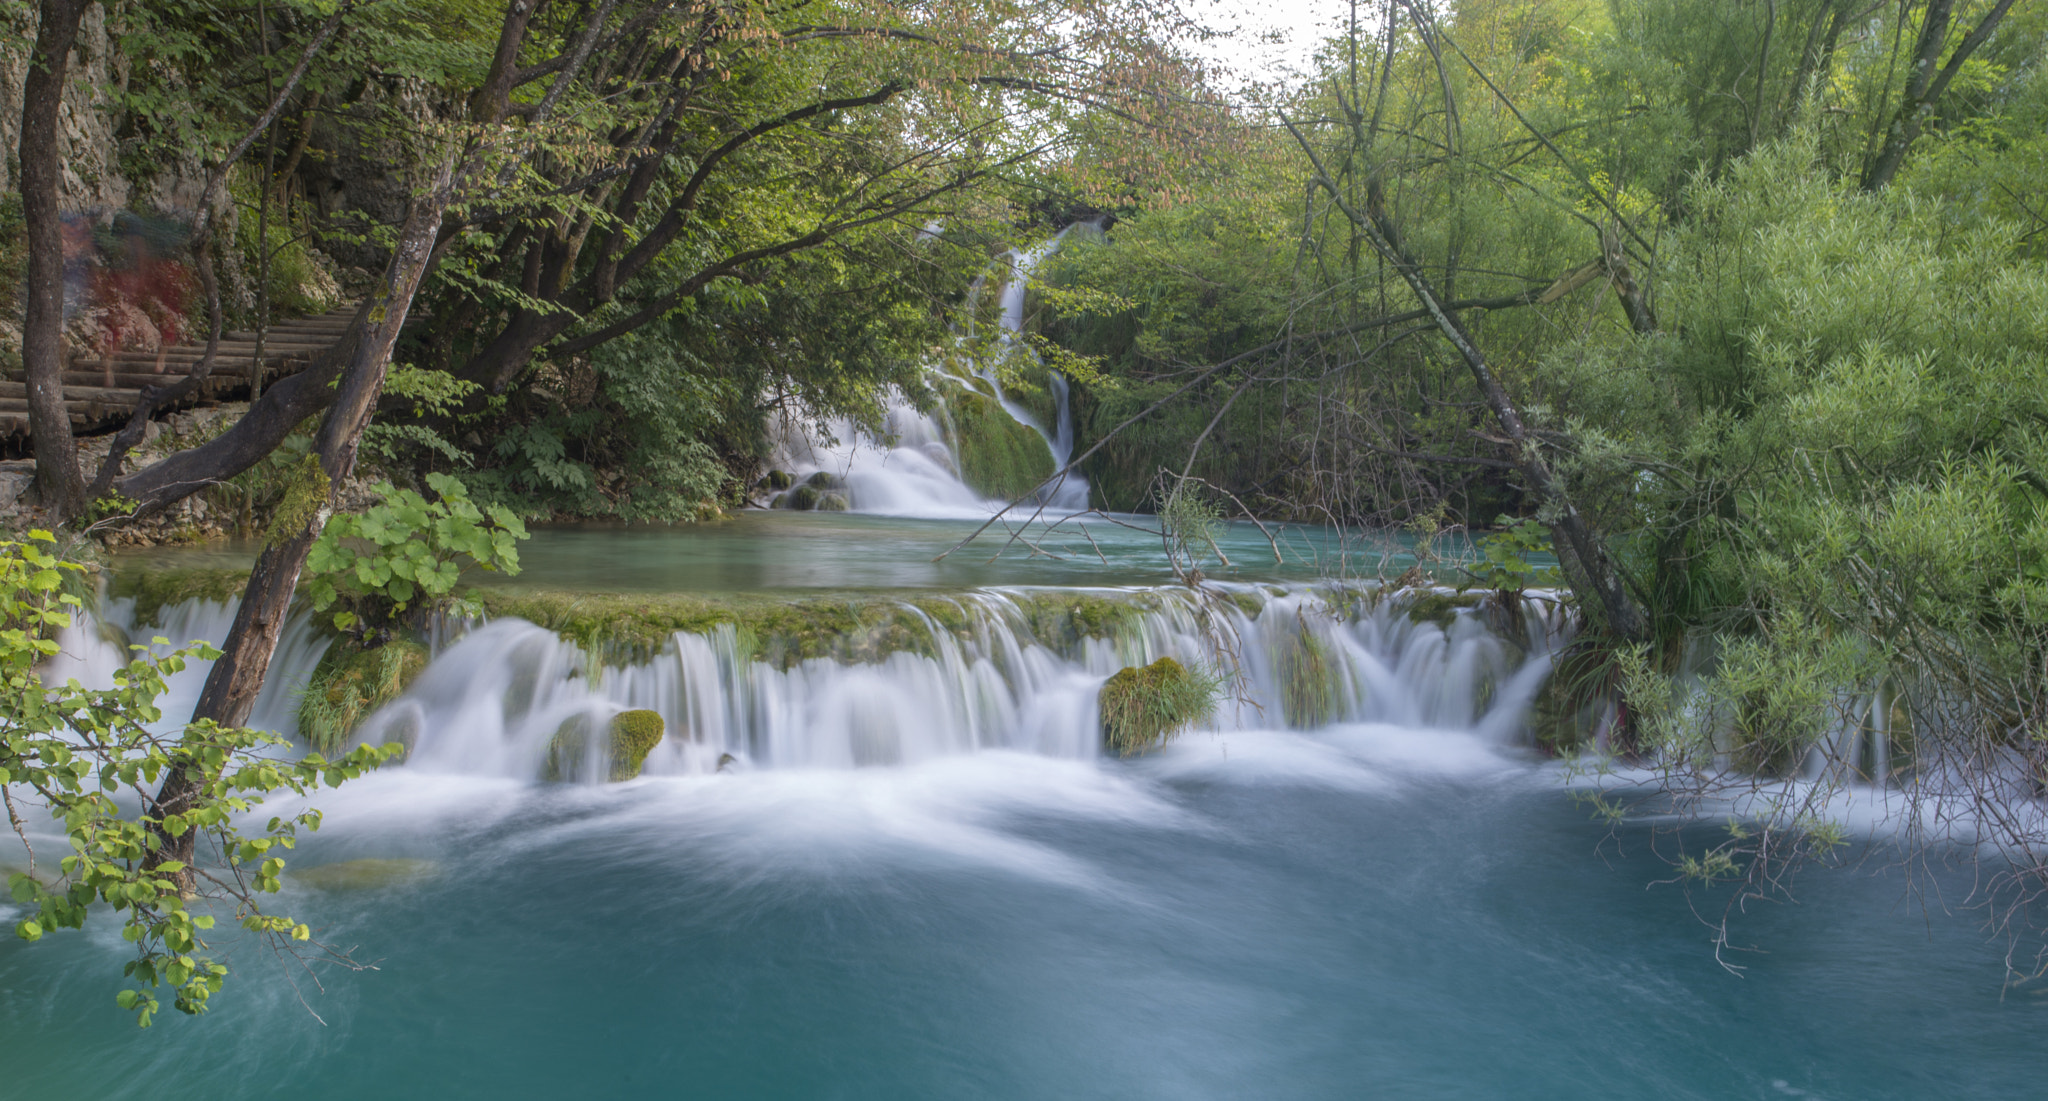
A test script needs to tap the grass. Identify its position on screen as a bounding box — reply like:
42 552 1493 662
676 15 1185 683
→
1099 656 1221 756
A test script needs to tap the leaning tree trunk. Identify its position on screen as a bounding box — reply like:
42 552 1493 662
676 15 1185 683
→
146 161 456 886
19 0 92 519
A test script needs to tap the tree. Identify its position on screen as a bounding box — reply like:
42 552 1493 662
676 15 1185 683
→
3 531 398 1025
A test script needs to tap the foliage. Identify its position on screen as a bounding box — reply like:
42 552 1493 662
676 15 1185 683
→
1098 656 1220 756
305 472 526 637
1 531 398 1026
1463 518 1562 592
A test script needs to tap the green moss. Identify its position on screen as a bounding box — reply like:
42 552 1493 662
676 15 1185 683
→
471 589 979 668
1400 589 1483 629
1279 623 1337 728
288 858 437 892
938 377 1056 500
297 639 430 754
545 708 666 782
1008 590 1158 654
112 567 252 628
1099 656 1219 756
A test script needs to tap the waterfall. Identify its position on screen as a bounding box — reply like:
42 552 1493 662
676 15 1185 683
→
45 592 332 740
763 224 1095 517
339 583 1560 781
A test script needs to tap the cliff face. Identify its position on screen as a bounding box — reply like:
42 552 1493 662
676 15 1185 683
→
0 4 219 216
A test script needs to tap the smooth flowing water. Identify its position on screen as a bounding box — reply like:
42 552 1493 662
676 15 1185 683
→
4 515 2042 1098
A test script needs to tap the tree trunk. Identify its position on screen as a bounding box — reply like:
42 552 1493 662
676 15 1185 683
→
147 162 456 886
19 0 92 519
1862 0 2017 192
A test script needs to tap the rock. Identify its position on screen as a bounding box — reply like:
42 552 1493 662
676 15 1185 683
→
805 470 846 491
758 470 795 491
783 484 821 510
816 492 850 512
716 752 738 772
545 708 666 782
0 471 31 511
1099 656 1218 757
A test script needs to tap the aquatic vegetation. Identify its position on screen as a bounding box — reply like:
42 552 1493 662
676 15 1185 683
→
1278 620 1336 729
298 640 430 754
1099 656 1220 756
288 858 438 893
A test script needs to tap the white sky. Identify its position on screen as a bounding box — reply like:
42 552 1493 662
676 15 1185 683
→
1192 0 1362 90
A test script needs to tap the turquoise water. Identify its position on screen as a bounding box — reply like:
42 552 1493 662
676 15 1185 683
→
9 518 2034 1098
1 744 2039 1100
111 511 1462 591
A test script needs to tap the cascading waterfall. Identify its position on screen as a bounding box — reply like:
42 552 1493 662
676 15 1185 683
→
59 582 1562 783
347 583 1560 780
764 224 1096 517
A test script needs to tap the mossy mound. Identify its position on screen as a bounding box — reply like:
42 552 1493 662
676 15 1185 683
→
937 376 1056 500
545 708 666 782
1279 624 1338 729
817 492 850 512
298 639 430 754
758 470 796 491
110 567 253 628
288 858 438 892
1099 656 1219 757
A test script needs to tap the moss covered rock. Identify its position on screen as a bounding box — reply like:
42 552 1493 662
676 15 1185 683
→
545 708 666 782
938 377 1056 500
758 470 796 491
816 492 850 512
1099 656 1218 757
782 484 821 510
298 639 430 754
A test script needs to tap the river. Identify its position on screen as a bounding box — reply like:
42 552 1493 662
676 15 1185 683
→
1 513 2041 1099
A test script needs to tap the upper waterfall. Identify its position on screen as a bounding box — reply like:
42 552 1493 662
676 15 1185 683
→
763 225 1095 518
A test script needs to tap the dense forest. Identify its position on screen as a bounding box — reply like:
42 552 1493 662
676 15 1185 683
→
4 0 2048 1026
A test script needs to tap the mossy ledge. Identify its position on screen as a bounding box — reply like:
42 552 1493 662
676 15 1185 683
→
545 709 666 782
469 587 1174 667
298 639 431 754
1099 656 1220 757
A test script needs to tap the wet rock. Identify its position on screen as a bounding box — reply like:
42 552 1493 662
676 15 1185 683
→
783 484 821 510
805 470 846 491
758 470 795 491
816 492 850 512
545 708 666 782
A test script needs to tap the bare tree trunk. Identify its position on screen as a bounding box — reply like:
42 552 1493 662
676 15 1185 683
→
1282 114 1650 641
19 0 92 519
146 163 456 885
1862 0 2017 192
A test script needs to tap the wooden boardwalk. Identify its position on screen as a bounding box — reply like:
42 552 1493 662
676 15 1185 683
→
1 303 359 445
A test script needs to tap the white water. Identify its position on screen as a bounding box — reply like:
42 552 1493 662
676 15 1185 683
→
62 583 1564 784
356 584 1558 780
765 225 1093 518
